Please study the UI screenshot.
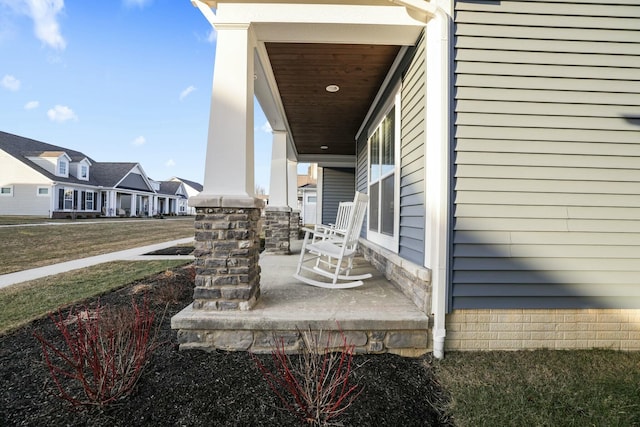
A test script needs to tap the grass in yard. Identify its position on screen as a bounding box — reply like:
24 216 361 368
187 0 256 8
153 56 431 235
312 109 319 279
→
0 218 194 274
435 350 640 426
0 259 190 334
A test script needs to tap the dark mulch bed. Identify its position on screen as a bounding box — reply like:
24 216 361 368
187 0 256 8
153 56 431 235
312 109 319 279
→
144 246 195 256
0 265 451 426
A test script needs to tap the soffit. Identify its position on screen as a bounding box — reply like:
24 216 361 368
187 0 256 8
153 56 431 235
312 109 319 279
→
264 42 401 157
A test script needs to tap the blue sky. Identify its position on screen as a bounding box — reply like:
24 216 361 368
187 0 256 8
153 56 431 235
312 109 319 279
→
0 0 276 192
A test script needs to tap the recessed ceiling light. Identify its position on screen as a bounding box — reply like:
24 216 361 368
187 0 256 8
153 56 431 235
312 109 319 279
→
325 84 340 93
320 145 329 150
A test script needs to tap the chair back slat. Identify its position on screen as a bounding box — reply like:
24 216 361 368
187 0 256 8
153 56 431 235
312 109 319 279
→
344 192 368 250
334 201 353 232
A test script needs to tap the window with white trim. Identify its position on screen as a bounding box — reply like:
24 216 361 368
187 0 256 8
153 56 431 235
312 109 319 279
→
37 187 49 196
64 189 74 210
79 164 89 180
86 191 94 210
58 160 68 176
367 91 400 250
0 186 13 196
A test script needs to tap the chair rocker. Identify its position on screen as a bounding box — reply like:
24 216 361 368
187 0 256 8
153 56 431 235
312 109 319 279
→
293 192 372 289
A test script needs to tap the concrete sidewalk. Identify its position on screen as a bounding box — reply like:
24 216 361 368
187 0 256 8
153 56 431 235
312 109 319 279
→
0 237 194 290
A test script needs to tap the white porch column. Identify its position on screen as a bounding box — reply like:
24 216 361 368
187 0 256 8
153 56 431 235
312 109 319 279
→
108 191 117 217
182 15 263 314
192 22 257 201
288 160 301 239
287 160 298 210
264 130 291 253
130 193 137 217
268 131 288 206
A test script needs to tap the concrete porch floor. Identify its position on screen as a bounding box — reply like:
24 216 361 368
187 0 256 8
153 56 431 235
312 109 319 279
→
171 240 431 356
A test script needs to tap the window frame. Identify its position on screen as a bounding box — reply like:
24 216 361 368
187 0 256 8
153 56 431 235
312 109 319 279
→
63 188 74 210
0 186 13 196
58 159 68 177
36 187 49 197
79 164 89 180
85 191 94 210
366 88 401 251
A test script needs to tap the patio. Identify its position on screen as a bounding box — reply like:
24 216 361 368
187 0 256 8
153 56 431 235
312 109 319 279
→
171 239 431 356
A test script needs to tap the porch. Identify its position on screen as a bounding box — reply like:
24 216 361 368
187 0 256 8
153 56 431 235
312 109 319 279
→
171 239 430 357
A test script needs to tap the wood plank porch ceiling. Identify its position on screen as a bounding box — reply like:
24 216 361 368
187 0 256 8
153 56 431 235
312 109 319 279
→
264 42 401 157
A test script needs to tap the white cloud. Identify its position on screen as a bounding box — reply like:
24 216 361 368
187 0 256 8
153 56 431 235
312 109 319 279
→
132 135 146 146
165 159 175 167
179 85 196 101
260 121 272 133
47 104 77 122
24 100 39 109
9 0 67 50
1 74 20 91
123 0 152 8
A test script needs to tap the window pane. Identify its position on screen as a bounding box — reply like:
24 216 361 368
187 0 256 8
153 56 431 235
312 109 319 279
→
381 174 394 236
38 188 48 195
64 189 73 210
369 182 379 232
369 131 380 182
1 187 11 194
381 107 395 176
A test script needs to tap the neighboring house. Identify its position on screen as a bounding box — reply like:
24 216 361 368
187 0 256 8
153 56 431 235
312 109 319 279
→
0 131 189 218
185 0 640 356
155 180 189 215
297 183 317 225
168 176 203 215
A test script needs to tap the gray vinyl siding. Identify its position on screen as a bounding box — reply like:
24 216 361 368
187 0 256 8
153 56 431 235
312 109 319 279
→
399 31 426 265
321 167 355 225
355 34 427 256
452 0 640 309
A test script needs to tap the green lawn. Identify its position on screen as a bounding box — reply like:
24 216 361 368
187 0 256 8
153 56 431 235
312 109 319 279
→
435 349 640 426
0 259 190 334
0 217 194 274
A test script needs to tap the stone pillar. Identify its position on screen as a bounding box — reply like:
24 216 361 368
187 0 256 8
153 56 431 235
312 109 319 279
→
264 131 291 253
264 206 291 254
192 199 262 311
187 21 263 309
290 210 301 240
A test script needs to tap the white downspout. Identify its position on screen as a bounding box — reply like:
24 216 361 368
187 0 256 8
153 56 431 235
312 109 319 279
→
427 5 451 360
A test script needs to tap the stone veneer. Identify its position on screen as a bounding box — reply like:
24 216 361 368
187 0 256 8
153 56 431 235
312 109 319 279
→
176 326 428 357
446 309 640 351
289 210 301 240
264 206 291 254
358 239 431 314
192 203 262 311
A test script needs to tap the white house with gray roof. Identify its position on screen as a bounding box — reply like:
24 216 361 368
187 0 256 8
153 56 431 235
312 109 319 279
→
0 131 189 218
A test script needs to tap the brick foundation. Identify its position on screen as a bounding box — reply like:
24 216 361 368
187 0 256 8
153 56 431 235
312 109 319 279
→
264 206 291 255
446 309 640 351
192 205 262 311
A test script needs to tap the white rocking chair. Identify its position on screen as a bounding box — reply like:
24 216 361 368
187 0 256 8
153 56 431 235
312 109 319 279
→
311 200 353 245
293 192 372 289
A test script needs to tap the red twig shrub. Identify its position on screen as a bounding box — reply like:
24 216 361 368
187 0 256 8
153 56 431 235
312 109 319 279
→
253 329 363 426
33 297 160 407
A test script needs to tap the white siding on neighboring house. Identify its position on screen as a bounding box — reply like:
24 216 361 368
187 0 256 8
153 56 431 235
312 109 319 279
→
452 0 640 309
0 149 52 216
